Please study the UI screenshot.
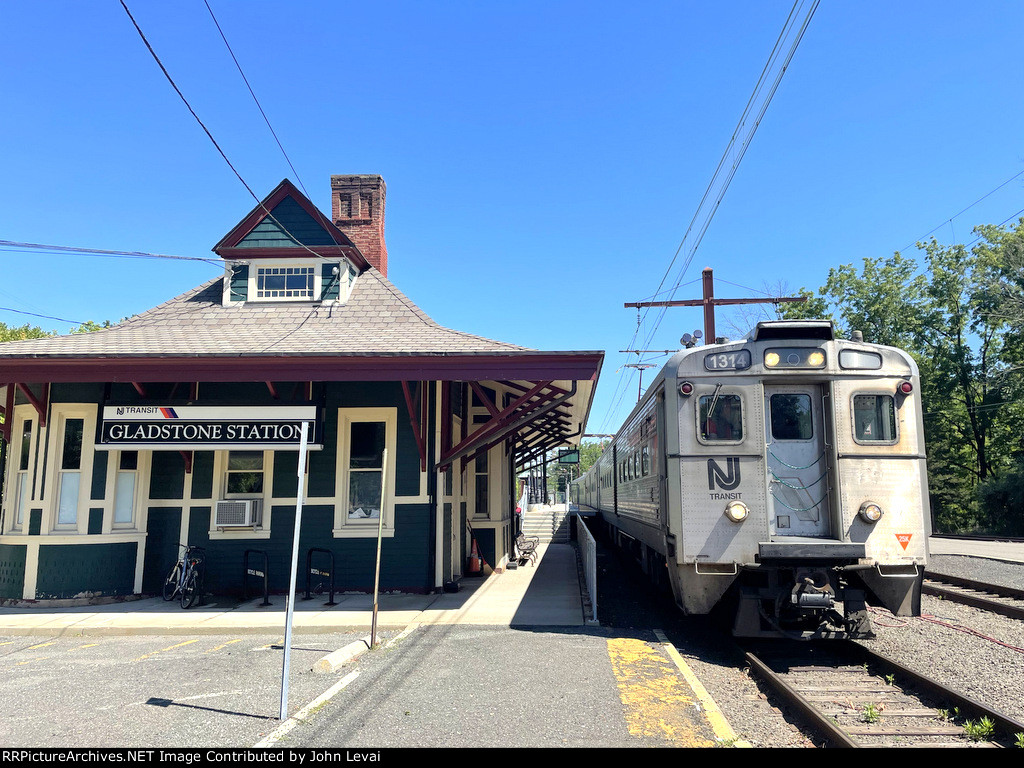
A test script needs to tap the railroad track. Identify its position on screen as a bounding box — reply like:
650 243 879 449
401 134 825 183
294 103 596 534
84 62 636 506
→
923 572 1024 620
743 640 1024 748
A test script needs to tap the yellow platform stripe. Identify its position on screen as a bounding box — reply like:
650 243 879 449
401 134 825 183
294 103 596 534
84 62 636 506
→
653 629 752 747
607 636 716 747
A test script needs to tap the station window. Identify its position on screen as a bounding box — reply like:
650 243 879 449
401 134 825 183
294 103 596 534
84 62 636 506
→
345 419 387 522
225 451 265 495
853 395 897 443
113 451 139 527
255 265 315 300
770 394 813 441
56 417 85 527
699 394 743 441
11 417 34 529
474 452 489 518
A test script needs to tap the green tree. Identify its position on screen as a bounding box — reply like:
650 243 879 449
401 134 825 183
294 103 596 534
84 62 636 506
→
784 221 1024 534
0 321 53 342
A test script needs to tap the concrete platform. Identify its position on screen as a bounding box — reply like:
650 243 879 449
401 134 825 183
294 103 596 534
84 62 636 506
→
0 542 585 636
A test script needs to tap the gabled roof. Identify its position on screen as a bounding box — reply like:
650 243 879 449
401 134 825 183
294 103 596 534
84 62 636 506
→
213 179 370 271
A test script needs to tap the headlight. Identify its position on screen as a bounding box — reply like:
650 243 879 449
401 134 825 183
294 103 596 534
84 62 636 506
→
764 351 780 368
859 502 883 523
724 501 748 523
806 351 825 366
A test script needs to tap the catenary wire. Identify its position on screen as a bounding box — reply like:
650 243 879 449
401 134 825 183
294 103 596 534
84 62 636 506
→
597 1 819 433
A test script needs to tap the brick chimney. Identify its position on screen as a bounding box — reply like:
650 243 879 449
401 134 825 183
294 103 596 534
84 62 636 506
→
331 175 387 276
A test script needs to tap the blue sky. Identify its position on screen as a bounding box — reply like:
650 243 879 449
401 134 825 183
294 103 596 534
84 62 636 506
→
2 1 1022 436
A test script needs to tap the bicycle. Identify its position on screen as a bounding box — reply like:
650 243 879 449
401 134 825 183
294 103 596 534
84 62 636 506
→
162 544 206 609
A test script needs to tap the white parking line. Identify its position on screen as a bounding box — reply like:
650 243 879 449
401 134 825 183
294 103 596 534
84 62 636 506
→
253 670 360 747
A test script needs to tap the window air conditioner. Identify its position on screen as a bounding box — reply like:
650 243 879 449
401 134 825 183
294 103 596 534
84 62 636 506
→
215 499 263 528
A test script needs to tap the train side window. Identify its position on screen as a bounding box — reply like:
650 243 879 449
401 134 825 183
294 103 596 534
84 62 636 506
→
641 445 650 476
853 394 897 442
699 394 743 441
770 394 813 440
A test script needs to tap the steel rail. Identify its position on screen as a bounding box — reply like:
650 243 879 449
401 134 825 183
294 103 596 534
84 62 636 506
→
923 580 1024 620
744 642 1024 748
743 650 861 748
855 644 1024 740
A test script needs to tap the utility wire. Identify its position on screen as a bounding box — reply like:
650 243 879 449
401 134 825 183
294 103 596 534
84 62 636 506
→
202 0 310 199
0 307 86 326
0 240 222 265
119 1 333 265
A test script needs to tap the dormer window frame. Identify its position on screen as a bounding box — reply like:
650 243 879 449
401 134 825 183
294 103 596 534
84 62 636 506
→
222 257 355 306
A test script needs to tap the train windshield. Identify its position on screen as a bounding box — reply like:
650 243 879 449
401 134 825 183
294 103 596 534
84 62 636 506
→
699 394 743 441
853 394 898 442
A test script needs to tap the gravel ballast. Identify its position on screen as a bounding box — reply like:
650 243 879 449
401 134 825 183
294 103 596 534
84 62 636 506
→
673 553 1024 747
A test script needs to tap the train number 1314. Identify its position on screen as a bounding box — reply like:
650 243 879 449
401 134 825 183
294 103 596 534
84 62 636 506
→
704 350 751 370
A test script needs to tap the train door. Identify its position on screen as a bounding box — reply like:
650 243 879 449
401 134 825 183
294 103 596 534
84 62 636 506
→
764 384 832 538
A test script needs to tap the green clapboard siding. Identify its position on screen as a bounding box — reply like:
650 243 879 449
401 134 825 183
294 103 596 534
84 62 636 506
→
36 542 137 599
238 197 336 248
230 264 249 302
186 502 432 596
0 544 27 599
320 263 341 300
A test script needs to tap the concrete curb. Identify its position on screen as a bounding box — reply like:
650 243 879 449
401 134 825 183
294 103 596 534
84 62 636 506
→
312 636 372 673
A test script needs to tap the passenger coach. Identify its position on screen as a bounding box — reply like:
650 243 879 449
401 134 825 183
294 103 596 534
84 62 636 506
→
577 320 929 639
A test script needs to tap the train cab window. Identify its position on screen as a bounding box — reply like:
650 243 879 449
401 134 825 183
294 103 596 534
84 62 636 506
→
699 394 743 441
853 394 897 442
769 394 813 440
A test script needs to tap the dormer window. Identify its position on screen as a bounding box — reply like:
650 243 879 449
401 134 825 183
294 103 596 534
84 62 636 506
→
256 265 315 300
224 259 355 306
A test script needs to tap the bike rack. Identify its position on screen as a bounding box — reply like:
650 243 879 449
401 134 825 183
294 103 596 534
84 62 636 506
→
303 547 337 605
243 549 272 606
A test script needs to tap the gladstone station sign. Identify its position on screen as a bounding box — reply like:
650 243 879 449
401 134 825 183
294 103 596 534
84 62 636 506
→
98 405 321 450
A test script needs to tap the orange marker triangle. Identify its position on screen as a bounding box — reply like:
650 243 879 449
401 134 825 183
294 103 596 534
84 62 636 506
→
896 533 912 550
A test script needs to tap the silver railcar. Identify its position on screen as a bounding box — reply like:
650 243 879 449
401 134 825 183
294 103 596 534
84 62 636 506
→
576 320 929 639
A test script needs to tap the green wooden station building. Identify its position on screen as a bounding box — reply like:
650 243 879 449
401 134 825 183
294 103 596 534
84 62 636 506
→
0 175 603 602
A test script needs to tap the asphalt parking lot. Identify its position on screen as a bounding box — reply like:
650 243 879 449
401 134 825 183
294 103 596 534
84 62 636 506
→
0 630 394 748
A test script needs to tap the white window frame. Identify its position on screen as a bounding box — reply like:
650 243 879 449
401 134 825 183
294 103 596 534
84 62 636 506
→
44 405 97 535
253 263 318 301
111 450 141 530
207 450 274 540
334 407 397 538
224 258 356 305
223 449 269 498
4 406 36 532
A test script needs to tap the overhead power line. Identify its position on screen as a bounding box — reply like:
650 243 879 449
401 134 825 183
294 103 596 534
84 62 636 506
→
599 0 820 433
202 0 310 199
0 240 221 265
119 1 329 265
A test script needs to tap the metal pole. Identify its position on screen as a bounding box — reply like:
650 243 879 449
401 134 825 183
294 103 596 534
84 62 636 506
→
371 448 388 648
279 420 309 721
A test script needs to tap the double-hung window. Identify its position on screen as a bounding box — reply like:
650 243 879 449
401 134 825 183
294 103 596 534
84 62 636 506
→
56 417 85 528
12 417 34 529
226 451 265 495
336 408 396 535
347 422 385 520
113 451 139 527
474 452 488 518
